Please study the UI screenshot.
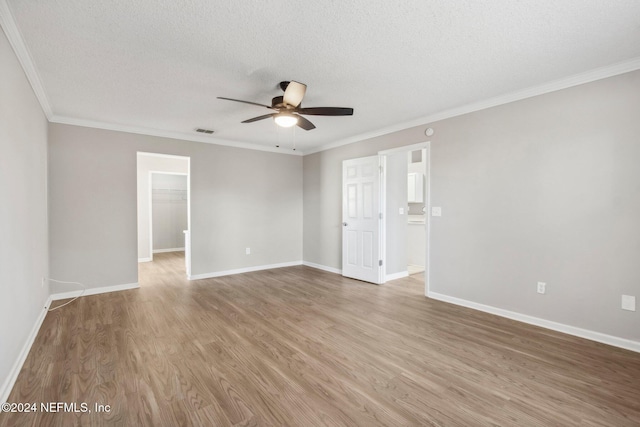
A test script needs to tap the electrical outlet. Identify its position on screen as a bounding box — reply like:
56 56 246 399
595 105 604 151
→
431 207 442 217
399 207 404 215
537 282 546 294
622 295 636 311
245 247 251 255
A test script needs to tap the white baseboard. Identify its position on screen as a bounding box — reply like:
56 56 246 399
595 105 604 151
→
0 296 52 403
51 282 140 301
386 271 409 281
428 292 640 353
138 257 152 263
302 261 342 275
152 247 184 254
189 261 303 280
2 282 141 402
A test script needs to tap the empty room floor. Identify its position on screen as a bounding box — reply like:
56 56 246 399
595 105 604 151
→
2 252 640 426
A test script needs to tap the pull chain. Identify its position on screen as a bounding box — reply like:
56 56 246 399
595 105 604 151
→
292 124 296 151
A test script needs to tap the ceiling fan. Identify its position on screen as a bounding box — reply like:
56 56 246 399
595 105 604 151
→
218 81 354 131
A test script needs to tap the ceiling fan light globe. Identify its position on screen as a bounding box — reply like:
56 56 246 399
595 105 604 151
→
274 113 298 128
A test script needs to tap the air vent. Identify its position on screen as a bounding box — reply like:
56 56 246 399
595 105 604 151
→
195 128 214 134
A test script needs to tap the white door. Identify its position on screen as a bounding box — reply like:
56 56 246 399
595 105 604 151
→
342 156 383 284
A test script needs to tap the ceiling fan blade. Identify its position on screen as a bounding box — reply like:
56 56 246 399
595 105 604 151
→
296 107 354 116
217 97 275 109
283 81 307 107
296 115 316 131
242 113 276 123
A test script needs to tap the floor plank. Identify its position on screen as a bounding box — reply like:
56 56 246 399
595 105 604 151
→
1 252 639 426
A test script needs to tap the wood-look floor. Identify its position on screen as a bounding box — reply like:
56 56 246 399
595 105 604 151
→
2 252 640 426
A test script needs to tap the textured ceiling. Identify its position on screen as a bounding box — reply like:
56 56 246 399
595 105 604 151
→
5 0 640 153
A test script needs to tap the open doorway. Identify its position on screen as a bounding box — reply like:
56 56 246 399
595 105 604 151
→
340 142 430 294
136 152 191 283
150 172 188 253
407 148 427 276
379 142 430 294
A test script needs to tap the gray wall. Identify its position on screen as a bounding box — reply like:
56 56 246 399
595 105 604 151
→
0 26 49 398
303 70 640 341
49 124 303 287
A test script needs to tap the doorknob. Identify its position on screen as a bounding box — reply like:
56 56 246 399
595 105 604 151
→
342 222 348 226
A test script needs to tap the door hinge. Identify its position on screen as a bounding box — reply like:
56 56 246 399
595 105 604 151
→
379 212 383 219
379 260 383 266
379 165 384 173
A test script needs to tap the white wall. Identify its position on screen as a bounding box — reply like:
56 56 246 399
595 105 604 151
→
0 26 49 400
407 224 426 267
407 149 426 216
407 149 426 267
303 69 640 343
151 174 187 252
136 154 188 261
384 151 408 275
49 123 303 287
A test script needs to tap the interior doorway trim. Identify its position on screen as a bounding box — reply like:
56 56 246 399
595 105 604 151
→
378 141 431 296
137 152 191 279
378 142 429 156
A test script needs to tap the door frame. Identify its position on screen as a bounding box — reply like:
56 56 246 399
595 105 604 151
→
137 152 191 278
378 141 431 295
342 155 385 284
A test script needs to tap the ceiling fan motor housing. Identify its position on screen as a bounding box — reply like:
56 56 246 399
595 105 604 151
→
217 80 353 131
272 96 295 109
279 81 290 91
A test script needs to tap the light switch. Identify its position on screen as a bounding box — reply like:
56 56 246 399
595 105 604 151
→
431 207 442 217
399 208 404 215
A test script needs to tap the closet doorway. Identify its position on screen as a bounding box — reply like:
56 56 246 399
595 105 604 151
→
136 152 191 279
150 172 188 255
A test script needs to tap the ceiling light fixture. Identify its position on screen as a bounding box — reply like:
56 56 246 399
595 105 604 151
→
274 112 298 128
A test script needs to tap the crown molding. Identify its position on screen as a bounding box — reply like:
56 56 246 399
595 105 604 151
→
303 56 640 155
49 57 640 156
52 57 640 156
137 152 190 161
50 115 303 156
0 0 53 119
3 0 640 157
0 0 299 156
